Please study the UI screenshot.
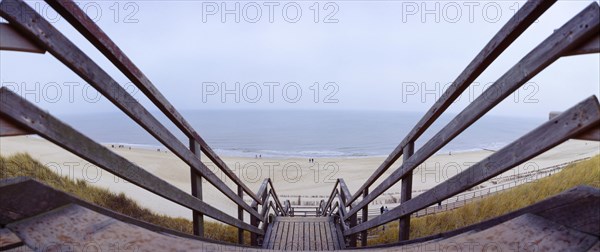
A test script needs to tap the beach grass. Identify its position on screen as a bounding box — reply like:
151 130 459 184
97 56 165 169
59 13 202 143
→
367 154 600 246
1 153 598 247
0 153 249 245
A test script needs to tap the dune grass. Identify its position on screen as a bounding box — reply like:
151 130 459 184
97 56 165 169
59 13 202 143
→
2 153 598 246
0 153 249 244
367 154 600 246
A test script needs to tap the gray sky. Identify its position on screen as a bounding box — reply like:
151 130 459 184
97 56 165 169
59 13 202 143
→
1 0 599 118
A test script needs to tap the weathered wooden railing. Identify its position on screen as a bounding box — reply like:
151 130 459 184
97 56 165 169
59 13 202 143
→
0 0 288 247
321 0 600 248
250 178 291 245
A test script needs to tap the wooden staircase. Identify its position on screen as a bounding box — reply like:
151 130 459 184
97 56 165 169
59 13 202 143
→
262 217 345 250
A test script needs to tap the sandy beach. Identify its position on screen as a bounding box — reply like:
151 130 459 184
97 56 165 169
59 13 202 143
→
1 135 598 220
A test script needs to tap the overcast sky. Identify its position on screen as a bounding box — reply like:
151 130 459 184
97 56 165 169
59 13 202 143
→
1 0 599 118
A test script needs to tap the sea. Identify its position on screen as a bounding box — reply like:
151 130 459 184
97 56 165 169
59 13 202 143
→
60 110 544 158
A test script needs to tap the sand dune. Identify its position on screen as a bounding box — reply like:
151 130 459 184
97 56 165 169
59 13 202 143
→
1 136 598 221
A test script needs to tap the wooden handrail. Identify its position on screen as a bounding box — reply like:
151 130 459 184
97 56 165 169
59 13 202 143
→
0 88 263 235
345 95 600 235
344 2 600 220
0 0 262 220
251 179 270 209
321 179 340 215
346 0 557 206
42 0 260 203
267 179 287 216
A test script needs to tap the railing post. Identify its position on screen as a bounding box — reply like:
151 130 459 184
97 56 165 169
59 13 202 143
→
360 187 368 247
349 210 358 247
189 138 204 237
238 185 244 245
250 204 259 246
399 141 414 241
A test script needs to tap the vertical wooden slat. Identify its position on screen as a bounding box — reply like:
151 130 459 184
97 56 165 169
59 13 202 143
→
348 210 357 247
250 204 259 246
360 188 368 247
189 139 203 238
399 141 414 241
237 185 244 244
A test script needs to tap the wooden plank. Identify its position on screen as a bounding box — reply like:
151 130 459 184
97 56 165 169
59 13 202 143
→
550 111 600 141
329 221 338 250
43 0 260 203
0 88 262 235
293 221 301 250
262 221 274 249
331 221 345 250
0 228 22 250
346 0 557 206
0 23 44 53
0 0 262 220
308 222 318 250
303 222 310 250
345 2 600 220
565 34 600 56
286 221 295 250
280 221 290 250
0 117 31 136
315 221 322 251
273 221 283 250
295 222 303 251
277 217 329 222
345 95 600 235
264 221 279 249
324 221 335 250
274 220 283 250
316 221 325 250
6 204 274 251
347 186 599 249
443 214 597 250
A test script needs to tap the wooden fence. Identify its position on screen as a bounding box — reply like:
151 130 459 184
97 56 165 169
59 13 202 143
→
320 0 600 248
1 0 599 249
0 0 291 247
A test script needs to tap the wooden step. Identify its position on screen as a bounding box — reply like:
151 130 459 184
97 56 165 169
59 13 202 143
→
263 217 344 250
